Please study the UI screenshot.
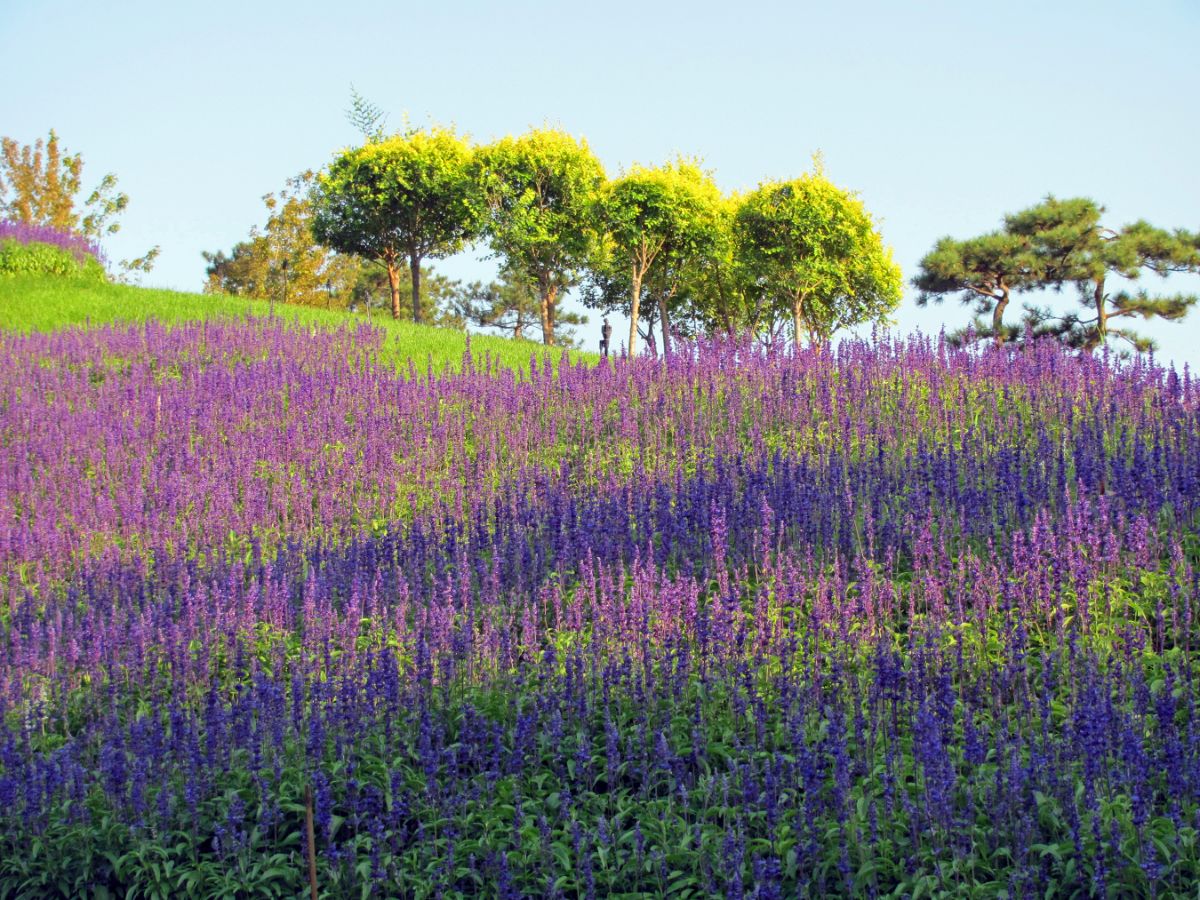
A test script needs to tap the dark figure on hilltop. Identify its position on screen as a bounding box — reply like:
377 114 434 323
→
600 318 613 357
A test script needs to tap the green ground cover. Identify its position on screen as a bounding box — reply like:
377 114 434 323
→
0 274 593 372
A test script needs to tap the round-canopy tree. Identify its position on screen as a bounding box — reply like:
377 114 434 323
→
735 168 901 346
473 129 605 346
312 127 479 322
678 192 761 339
599 158 724 355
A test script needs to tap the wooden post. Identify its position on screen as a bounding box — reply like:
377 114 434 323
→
304 784 319 900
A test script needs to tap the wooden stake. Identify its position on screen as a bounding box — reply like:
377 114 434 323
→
304 784 319 900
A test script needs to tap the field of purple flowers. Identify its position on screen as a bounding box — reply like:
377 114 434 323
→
1 318 1198 897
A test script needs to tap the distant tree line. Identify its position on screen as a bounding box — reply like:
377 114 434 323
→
7 124 1195 355
204 123 902 352
301 124 903 352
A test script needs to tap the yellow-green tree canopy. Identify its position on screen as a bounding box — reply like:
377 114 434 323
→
736 168 902 345
675 192 759 338
473 129 605 346
599 158 725 355
313 126 479 322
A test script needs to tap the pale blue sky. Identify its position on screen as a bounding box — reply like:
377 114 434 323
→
3 0 1198 364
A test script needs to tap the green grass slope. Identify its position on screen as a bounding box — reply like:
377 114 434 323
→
0 274 594 372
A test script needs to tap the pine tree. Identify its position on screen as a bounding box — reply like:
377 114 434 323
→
912 231 1043 347
455 265 587 345
1007 197 1200 351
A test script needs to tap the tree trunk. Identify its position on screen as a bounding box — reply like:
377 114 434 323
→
538 277 557 346
516 309 534 342
658 292 672 355
792 294 804 349
386 260 402 320
410 254 422 324
992 284 1010 346
714 274 733 336
628 264 644 356
719 306 734 336
1094 277 1107 346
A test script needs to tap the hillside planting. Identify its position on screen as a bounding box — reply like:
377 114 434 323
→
1 319 1198 896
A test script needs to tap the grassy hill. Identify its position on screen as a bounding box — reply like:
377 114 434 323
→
0 274 594 372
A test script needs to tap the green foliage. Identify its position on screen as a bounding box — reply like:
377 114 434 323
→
0 239 106 281
205 169 467 325
676 192 759 338
736 162 902 345
204 170 361 310
314 127 480 323
455 263 588 346
352 263 466 329
1007 196 1200 351
345 84 388 143
593 158 725 354
912 229 1046 348
912 230 1042 346
915 195 1200 351
473 128 606 346
115 245 161 286
3 633 1198 898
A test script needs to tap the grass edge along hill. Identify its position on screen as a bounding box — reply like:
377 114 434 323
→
0 274 597 373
